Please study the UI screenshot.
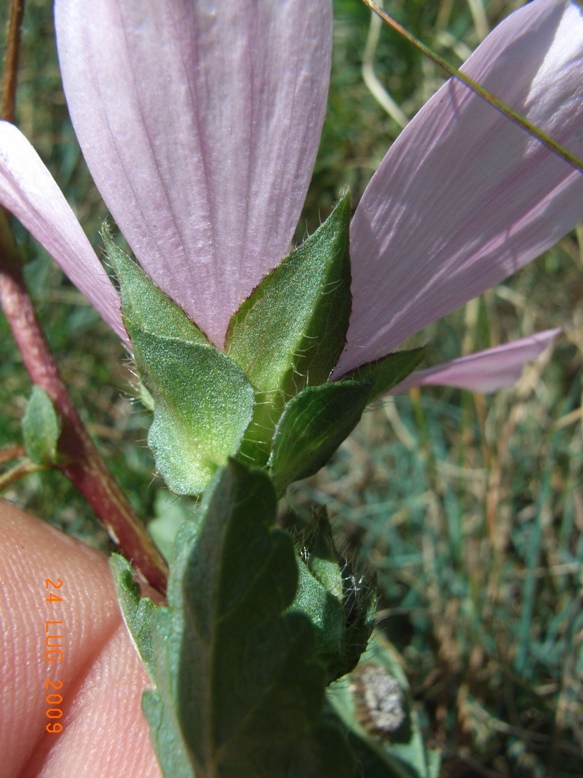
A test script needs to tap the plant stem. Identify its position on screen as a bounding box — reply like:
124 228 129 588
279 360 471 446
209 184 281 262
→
1 0 24 123
0 457 45 490
0 0 168 593
0 233 168 593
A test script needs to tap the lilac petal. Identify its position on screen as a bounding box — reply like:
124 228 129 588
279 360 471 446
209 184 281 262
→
338 0 583 374
55 0 332 348
389 329 560 395
0 121 125 340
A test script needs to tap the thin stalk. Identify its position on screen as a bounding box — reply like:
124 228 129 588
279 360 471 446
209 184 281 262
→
1 0 24 123
0 219 168 593
362 0 408 128
362 0 583 174
0 0 167 592
0 457 46 491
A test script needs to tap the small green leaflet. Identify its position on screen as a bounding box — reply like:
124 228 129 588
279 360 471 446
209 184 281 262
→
22 385 60 466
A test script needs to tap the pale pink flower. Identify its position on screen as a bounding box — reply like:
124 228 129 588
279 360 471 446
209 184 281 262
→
0 0 581 393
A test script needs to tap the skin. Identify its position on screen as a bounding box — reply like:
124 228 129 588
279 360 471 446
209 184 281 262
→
0 499 161 777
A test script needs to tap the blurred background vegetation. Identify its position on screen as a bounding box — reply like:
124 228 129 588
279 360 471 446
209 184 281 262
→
1 0 582 775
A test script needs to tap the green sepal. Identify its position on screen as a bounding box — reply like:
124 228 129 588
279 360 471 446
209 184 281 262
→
328 633 441 778
106 226 255 495
103 225 209 345
226 192 352 396
139 459 360 778
132 330 255 495
226 194 352 464
268 377 373 495
22 386 60 466
340 348 426 402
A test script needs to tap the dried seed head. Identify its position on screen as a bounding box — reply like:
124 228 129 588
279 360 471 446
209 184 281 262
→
350 662 405 735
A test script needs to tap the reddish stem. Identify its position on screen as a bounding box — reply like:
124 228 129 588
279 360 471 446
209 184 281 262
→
0 250 168 593
0 0 167 593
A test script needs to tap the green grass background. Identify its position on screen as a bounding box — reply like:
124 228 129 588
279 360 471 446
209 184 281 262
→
1 0 582 775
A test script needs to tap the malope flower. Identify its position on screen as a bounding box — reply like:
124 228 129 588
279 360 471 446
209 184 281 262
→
0 0 581 397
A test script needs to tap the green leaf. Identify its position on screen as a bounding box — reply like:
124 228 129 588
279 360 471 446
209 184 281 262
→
226 193 352 464
269 378 373 495
132 330 255 495
328 634 442 778
340 348 426 402
22 386 60 465
110 560 198 778
110 554 158 680
103 224 209 345
142 682 199 778
142 460 360 778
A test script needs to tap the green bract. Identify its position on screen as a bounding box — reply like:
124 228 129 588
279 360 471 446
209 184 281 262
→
340 347 426 402
132 330 254 495
268 378 373 496
106 196 423 497
226 192 352 467
105 233 255 495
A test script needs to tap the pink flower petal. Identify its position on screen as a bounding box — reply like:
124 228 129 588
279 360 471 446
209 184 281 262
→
55 0 332 348
389 329 560 394
0 121 125 340
338 0 583 374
